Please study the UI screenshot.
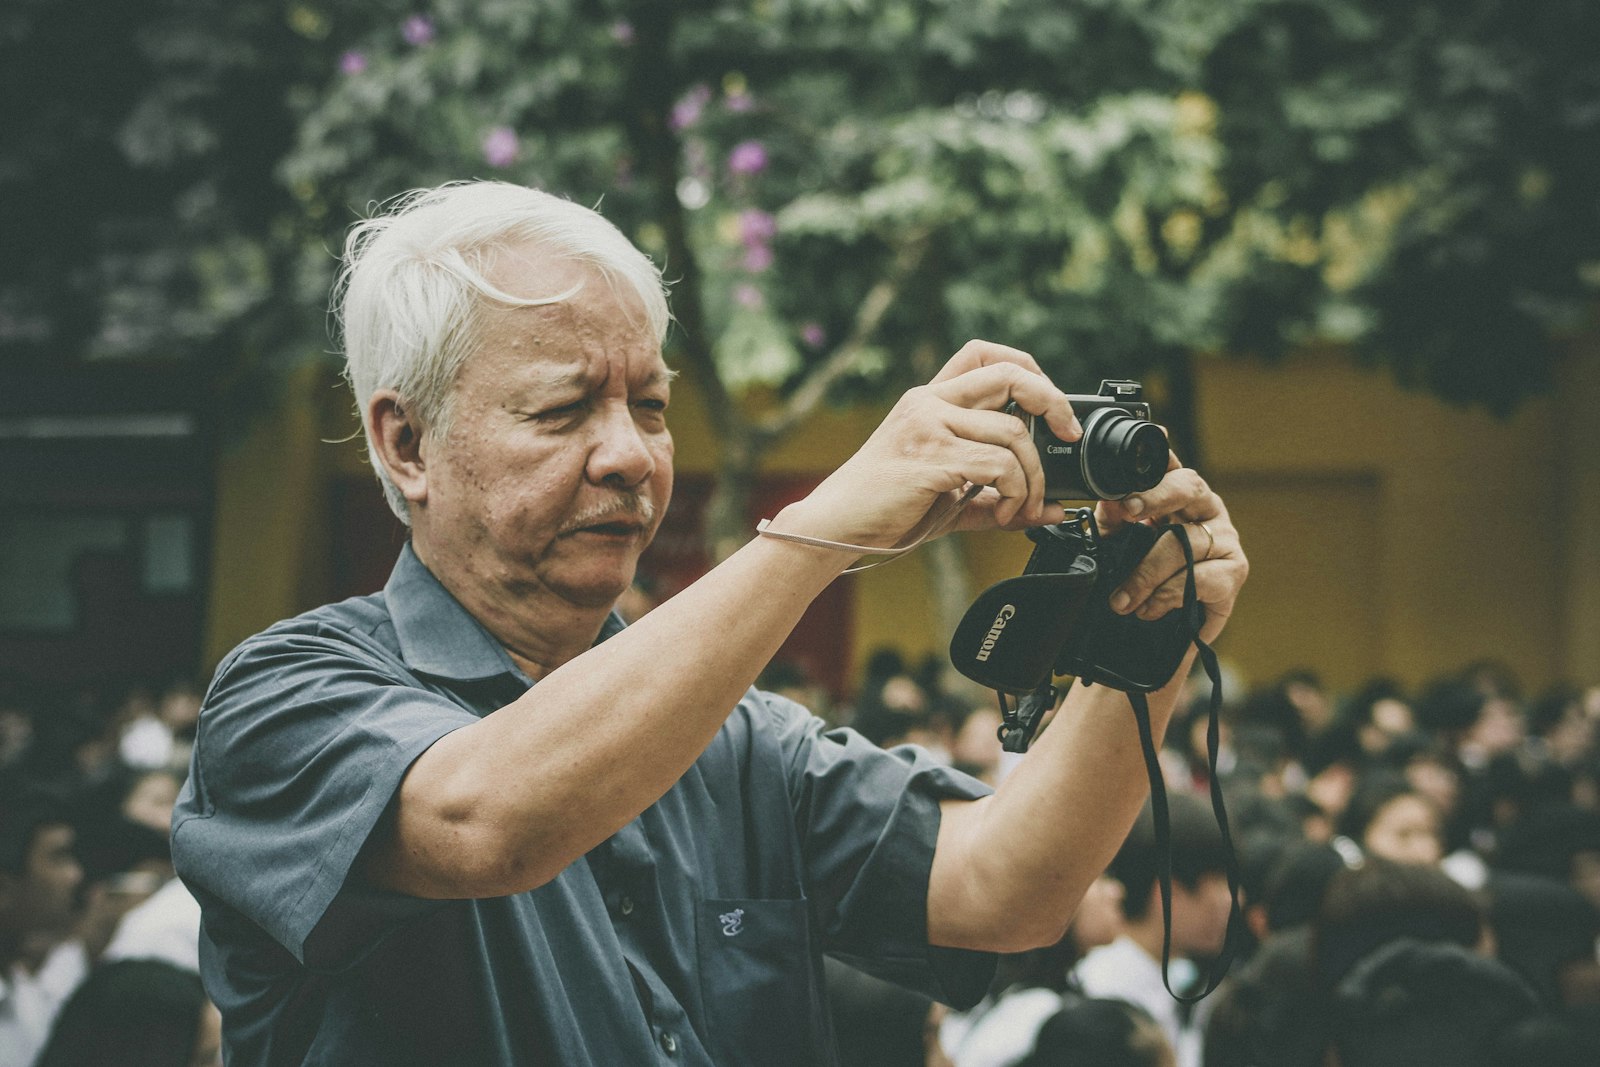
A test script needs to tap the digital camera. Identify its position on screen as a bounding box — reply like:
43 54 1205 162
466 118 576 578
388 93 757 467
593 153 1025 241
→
1011 379 1168 500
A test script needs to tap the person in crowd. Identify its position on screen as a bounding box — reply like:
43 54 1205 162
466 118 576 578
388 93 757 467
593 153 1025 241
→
1334 771 1444 867
1484 870 1600 1010
1527 684 1598 775
168 180 1248 1066
118 768 184 836
1326 938 1556 1067
101 869 204 974
948 698 1006 785
1016 997 1175 1067
0 790 88 1067
825 953 947 1067
1496 803 1600 912
939 874 1126 1067
1312 857 1488 990
0 676 37 772
1073 794 1234 1067
1416 673 1525 773
1278 668 1334 742
1205 852 1485 1067
826 955 943 1067
1333 679 1417 761
33 958 220 1067
116 675 174 772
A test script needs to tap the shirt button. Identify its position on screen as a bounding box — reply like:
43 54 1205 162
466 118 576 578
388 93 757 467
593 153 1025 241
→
659 1031 677 1056
619 895 635 917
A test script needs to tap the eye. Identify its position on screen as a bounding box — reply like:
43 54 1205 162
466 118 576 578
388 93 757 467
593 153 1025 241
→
526 399 587 422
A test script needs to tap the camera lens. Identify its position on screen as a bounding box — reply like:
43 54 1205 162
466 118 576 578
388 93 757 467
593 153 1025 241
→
1080 410 1169 498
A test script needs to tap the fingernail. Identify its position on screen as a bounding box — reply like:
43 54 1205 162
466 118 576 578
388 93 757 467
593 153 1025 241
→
1111 591 1131 613
1125 497 1145 516
1069 416 1084 438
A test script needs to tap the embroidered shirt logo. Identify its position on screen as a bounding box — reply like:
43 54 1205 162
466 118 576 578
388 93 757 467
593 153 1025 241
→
718 908 746 937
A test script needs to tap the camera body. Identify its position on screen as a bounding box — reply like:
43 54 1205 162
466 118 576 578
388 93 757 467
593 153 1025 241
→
1012 379 1167 501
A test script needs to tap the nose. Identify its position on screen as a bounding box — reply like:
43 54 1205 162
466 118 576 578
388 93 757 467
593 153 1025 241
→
586 401 659 489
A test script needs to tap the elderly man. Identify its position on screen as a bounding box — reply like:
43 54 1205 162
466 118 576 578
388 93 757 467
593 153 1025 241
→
171 181 1246 1066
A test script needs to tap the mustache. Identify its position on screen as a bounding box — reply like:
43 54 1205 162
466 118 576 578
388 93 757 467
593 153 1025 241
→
561 494 656 534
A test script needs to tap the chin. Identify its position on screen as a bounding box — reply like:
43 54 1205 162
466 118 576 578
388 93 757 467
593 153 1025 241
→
549 567 638 610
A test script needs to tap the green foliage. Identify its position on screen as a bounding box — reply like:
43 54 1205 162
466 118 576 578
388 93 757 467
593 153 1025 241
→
4 0 1597 422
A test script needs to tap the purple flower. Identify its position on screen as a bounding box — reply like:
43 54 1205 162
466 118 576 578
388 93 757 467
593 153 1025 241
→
727 140 769 177
402 15 435 46
339 50 367 75
801 323 826 349
725 90 755 113
611 19 635 44
742 244 774 273
482 126 519 168
738 209 777 245
670 84 713 132
734 283 764 309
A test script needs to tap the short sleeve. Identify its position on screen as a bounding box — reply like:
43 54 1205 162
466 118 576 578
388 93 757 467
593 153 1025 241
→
172 625 477 971
760 695 999 1008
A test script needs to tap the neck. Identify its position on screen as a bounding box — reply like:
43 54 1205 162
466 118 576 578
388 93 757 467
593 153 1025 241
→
2 930 60 976
412 540 610 682
1125 916 1169 963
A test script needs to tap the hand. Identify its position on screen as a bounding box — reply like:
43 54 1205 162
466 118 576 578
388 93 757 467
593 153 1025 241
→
1094 452 1247 642
771 341 1081 550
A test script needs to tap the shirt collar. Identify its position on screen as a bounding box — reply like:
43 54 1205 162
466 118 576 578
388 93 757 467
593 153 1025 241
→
384 542 627 681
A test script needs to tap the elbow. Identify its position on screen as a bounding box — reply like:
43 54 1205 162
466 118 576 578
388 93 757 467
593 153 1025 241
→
974 913 1074 956
437 819 566 899
384 776 574 899
930 879 1077 954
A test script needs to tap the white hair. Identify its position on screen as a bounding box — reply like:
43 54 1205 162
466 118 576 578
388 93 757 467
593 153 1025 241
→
334 180 671 522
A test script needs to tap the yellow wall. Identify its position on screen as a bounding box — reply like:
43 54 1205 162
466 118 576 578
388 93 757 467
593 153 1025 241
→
205 343 1600 697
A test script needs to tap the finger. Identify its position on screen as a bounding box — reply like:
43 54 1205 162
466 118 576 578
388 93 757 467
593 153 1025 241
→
1130 556 1246 632
1111 517 1240 614
956 488 1069 532
927 362 1081 442
1115 466 1216 526
1098 447 1185 529
944 439 1034 525
939 406 1048 523
930 339 1046 385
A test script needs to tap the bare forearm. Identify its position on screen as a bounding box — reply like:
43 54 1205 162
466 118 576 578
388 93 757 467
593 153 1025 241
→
928 649 1195 951
372 533 849 897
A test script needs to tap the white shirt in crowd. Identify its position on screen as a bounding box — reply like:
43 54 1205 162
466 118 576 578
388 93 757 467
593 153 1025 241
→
103 875 203 973
0 939 88 1067
939 985 1064 1067
1071 935 1206 1067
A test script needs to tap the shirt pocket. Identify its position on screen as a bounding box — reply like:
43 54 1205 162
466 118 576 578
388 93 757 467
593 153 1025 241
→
696 896 824 1066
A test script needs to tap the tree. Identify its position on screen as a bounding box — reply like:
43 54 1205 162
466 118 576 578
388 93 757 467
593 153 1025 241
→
7 0 1598 629
0 0 327 406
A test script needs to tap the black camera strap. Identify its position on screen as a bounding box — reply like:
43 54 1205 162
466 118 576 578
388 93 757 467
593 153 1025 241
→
992 522 1243 1003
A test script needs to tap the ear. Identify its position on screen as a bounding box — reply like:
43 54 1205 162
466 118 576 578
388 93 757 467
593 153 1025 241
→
368 390 429 509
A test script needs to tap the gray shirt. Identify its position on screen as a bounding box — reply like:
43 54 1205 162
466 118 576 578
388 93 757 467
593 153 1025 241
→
173 544 996 1066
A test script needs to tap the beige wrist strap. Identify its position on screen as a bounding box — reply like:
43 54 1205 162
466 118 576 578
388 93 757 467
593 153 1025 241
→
754 484 982 574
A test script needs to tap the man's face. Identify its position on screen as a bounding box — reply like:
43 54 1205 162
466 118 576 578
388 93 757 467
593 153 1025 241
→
1170 871 1233 958
1364 794 1443 867
413 247 673 612
3 823 83 938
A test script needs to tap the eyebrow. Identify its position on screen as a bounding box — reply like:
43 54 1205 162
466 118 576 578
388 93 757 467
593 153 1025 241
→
523 369 590 394
525 366 678 392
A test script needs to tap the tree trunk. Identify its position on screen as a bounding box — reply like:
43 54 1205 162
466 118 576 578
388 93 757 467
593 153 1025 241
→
703 430 762 564
924 533 974 653
1159 346 1204 475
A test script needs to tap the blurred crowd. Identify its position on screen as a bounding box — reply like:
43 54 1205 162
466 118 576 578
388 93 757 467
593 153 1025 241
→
4 653 1599 1067
1 673 213 1067
779 651 1600 1067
